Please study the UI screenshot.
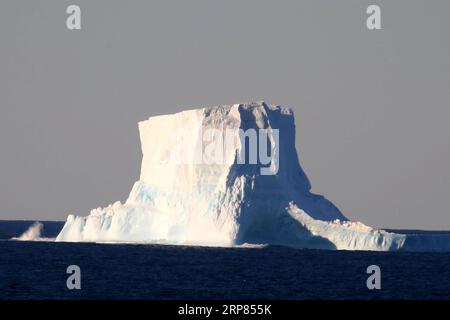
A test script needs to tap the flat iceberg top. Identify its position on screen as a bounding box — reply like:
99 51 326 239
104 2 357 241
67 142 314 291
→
140 101 294 124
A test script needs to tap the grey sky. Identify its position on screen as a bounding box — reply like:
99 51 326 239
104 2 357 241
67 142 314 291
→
0 0 449 229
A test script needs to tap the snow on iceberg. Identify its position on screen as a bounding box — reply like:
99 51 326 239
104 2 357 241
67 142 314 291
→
56 102 450 251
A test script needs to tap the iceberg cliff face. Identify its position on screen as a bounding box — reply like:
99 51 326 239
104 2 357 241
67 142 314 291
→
56 102 450 251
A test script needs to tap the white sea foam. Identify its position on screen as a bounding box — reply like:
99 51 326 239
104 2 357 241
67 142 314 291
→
12 222 54 242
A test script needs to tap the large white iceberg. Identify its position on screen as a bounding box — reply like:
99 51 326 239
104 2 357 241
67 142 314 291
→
56 102 450 251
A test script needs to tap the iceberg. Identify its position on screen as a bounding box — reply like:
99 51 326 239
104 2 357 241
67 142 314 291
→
56 102 450 251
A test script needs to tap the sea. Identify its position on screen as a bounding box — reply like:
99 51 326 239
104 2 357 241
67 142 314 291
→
1 220 450 300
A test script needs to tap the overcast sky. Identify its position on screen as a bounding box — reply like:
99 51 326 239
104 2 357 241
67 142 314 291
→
1 0 449 230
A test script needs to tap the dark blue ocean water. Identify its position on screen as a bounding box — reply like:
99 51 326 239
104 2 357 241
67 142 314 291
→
1 221 450 300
